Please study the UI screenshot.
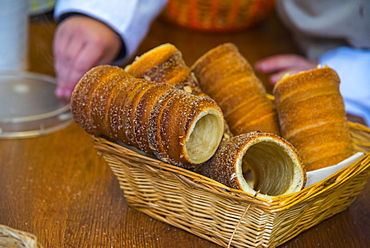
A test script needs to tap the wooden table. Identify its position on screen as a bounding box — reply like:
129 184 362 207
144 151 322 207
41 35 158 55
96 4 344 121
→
1 12 369 248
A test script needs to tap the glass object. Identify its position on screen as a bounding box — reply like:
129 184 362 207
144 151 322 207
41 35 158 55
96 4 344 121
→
0 71 73 138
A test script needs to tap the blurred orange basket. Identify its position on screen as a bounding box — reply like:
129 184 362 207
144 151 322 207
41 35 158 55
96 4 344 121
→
161 0 276 32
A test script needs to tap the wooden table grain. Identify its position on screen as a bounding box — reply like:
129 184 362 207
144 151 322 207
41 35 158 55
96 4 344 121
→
0 12 369 248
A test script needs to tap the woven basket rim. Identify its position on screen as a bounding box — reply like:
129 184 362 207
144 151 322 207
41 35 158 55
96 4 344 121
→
94 122 370 210
0 224 42 248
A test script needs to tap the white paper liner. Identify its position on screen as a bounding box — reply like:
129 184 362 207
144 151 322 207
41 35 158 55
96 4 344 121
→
305 152 365 187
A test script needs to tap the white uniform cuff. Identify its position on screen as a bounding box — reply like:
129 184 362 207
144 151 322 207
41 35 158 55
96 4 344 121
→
54 0 167 63
319 46 370 125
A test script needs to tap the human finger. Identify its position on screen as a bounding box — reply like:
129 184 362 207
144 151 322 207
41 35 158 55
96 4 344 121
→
255 54 316 73
269 68 311 84
56 43 106 98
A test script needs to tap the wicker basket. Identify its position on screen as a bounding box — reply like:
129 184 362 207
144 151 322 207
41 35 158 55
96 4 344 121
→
0 224 42 248
94 122 370 248
161 0 276 32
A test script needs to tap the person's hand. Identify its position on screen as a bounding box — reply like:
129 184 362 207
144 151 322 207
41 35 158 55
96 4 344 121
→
254 54 317 84
53 15 122 98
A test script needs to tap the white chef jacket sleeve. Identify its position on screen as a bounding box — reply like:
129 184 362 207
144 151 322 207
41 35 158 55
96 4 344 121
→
319 47 370 126
54 0 168 64
276 0 370 59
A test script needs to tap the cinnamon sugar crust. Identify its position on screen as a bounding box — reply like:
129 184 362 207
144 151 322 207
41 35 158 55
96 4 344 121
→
203 131 306 200
133 83 175 153
191 42 280 136
126 43 203 95
273 67 353 171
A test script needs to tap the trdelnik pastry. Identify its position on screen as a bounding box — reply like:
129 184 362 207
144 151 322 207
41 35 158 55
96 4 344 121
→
125 43 203 96
201 131 306 200
71 65 225 169
273 66 353 171
126 43 233 141
191 43 280 136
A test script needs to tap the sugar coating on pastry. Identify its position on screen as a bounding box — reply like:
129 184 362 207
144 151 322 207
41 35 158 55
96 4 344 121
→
125 43 180 77
147 89 224 167
72 65 226 168
191 42 280 135
203 131 306 200
126 43 203 95
71 65 133 135
133 83 175 153
273 66 353 171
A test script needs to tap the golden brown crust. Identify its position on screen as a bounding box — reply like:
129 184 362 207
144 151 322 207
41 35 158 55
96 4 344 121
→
125 43 179 78
94 73 132 137
125 43 203 95
147 89 225 168
191 43 255 85
122 79 153 147
273 67 353 171
110 79 138 145
108 79 139 144
202 131 306 200
71 65 225 168
191 43 280 135
71 65 131 135
70 66 100 134
147 88 181 162
126 43 233 142
133 83 175 153
170 95 224 166
226 95 277 134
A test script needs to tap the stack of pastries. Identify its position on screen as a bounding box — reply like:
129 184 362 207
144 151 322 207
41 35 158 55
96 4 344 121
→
125 42 233 140
71 65 225 168
71 42 354 199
